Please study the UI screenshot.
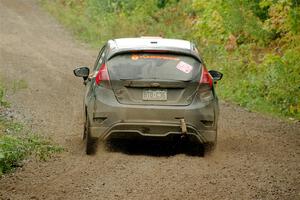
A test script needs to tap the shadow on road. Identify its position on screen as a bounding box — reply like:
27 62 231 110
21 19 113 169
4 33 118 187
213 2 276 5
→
104 137 205 157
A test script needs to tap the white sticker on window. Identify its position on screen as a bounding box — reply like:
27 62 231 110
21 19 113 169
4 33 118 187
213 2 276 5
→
176 61 193 73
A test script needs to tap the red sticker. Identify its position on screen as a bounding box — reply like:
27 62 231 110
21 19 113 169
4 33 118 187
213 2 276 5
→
176 61 193 73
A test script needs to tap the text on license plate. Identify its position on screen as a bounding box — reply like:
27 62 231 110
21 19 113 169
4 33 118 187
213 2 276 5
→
142 89 167 101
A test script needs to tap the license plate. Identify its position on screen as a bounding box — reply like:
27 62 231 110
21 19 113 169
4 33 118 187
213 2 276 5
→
143 89 167 101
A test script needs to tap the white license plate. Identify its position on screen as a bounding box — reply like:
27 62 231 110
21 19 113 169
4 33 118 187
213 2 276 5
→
143 89 167 101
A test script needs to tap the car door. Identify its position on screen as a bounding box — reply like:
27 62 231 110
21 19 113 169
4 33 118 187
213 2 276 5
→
84 45 107 107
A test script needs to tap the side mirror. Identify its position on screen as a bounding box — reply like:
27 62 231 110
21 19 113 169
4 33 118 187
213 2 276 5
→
73 67 90 80
209 70 223 82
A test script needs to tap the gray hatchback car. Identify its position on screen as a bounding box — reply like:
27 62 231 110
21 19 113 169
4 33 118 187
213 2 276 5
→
74 37 223 155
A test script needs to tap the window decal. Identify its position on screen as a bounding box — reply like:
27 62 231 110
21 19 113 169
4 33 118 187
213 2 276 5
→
176 61 193 73
131 54 179 61
131 54 139 60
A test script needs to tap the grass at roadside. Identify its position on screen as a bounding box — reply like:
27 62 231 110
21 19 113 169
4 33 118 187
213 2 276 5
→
12 79 28 93
0 83 9 108
0 83 63 176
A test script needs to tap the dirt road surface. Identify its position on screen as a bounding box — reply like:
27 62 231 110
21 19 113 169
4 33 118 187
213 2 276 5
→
0 0 299 199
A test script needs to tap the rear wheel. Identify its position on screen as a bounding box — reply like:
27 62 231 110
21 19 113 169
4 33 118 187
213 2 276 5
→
204 142 217 155
84 117 97 155
83 118 87 140
204 130 217 155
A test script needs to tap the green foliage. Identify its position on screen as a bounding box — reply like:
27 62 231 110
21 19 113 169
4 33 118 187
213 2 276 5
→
40 0 193 46
0 132 63 175
0 135 28 174
0 84 9 107
40 0 300 119
0 84 62 175
0 125 63 175
216 46 300 118
0 118 23 134
12 79 28 93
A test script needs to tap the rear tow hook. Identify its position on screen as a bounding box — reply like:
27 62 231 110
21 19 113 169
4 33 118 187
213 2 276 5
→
180 119 187 138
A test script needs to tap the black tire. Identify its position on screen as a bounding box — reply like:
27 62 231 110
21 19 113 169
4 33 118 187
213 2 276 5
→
204 130 217 156
85 117 97 155
83 117 87 140
204 142 217 155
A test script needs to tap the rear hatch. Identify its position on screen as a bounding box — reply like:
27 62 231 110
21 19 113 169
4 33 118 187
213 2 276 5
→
107 53 201 105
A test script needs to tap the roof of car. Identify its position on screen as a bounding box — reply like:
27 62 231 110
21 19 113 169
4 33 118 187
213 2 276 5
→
107 37 201 61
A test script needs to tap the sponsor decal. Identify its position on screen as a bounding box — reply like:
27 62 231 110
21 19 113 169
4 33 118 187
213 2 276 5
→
131 54 179 61
131 54 139 60
176 61 193 73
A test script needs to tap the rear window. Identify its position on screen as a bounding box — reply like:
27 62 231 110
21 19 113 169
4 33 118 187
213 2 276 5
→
107 53 201 81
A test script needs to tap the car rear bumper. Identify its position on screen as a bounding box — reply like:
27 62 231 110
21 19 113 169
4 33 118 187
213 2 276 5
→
87 88 218 143
90 122 217 143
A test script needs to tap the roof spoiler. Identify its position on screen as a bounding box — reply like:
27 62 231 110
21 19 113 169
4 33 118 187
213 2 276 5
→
107 49 202 62
140 36 163 39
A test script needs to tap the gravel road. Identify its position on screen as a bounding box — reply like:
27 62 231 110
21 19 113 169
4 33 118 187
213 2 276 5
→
0 0 299 199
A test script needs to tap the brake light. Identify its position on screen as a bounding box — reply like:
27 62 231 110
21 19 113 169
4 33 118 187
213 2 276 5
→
95 64 110 87
200 65 213 88
198 65 213 101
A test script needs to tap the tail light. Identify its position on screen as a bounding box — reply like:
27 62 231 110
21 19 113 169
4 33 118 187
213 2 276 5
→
200 65 213 88
198 65 213 101
95 64 110 88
